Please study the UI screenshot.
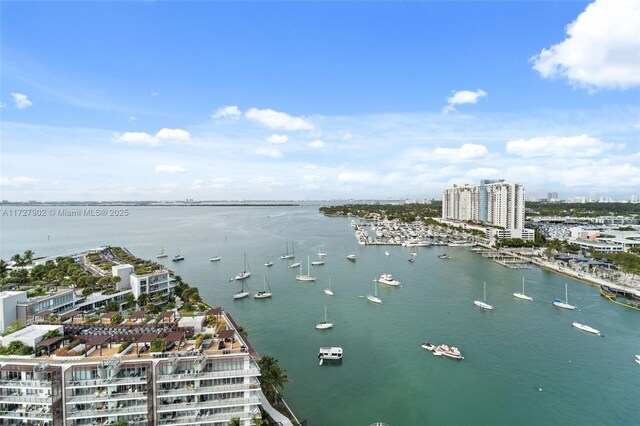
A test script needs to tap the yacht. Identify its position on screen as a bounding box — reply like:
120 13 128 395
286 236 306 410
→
288 262 301 269
346 254 356 262
433 344 464 360
264 261 273 267
437 253 450 259
172 254 185 262
295 257 316 282
474 282 494 310
378 273 401 287
318 346 343 365
572 322 601 336
552 283 576 310
367 278 382 304
513 277 533 301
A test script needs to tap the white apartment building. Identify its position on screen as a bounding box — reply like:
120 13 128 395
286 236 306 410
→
0 291 27 333
442 180 525 230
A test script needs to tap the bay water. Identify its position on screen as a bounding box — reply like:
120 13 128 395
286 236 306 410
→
1 206 639 425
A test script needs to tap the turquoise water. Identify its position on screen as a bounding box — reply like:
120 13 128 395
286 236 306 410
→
1 206 639 425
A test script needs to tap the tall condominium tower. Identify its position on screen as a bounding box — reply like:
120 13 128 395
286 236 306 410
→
442 180 525 230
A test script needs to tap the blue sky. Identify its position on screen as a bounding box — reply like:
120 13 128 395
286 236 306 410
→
1 0 639 201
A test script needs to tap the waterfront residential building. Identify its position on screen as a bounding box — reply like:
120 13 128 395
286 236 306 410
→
0 291 27 332
442 180 525 230
129 268 174 300
0 312 264 426
16 288 77 325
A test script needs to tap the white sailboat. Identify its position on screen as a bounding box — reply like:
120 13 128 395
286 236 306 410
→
233 277 250 300
296 256 316 281
317 244 327 257
311 256 325 266
288 261 301 269
324 276 334 296
156 246 168 258
235 252 251 281
513 276 533 301
254 274 272 299
572 322 601 336
209 255 221 262
367 278 382 304
315 306 333 329
280 241 295 260
474 281 494 310
553 283 576 310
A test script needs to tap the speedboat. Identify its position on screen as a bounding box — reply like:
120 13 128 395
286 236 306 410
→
434 344 463 360
172 255 185 262
384 250 390 256
408 258 415 263
346 254 356 262
421 342 435 351
572 322 601 336
378 274 401 287
437 253 450 259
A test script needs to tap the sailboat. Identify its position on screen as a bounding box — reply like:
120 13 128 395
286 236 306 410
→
367 278 382 304
280 241 295 260
209 255 221 262
233 278 250 300
324 276 334 296
315 306 333 329
346 249 356 262
474 282 494 310
172 248 185 262
296 256 316 281
235 253 251 280
552 283 576 310
254 274 272 299
156 246 168 258
311 255 325 266
317 245 327 257
513 276 533 301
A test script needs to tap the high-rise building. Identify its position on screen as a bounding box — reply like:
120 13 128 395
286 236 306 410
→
547 192 559 203
442 180 525 230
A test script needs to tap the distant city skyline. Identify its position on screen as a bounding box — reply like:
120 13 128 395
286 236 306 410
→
1 0 639 201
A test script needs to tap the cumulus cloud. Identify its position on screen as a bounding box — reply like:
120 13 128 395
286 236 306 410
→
113 132 160 147
531 0 640 90
433 143 489 161
267 134 288 144
254 147 283 158
308 140 325 149
11 92 33 109
338 172 376 184
442 89 487 113
0 176 39 186
155 164 186 173
245 108 313 131
155 128 191 140
505 135 612 158
212 105 242 120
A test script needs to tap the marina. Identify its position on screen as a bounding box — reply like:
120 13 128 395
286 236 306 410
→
1 205 639 425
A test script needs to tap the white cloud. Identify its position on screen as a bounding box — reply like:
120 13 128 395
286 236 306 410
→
11 92 33 109
506 135 612 158
531 0 640 90
267 134 288 144
245 108 313 131
0 176 39 186
337 172 376 184
466 168 501 179
155 164 186 173
308 140 325 149
155 128 191 140
249 176 284 186
433 143 489 161
212 105 242 120
254 147 283 158
113 132 160 147
129 116 137 122
443 89 487 113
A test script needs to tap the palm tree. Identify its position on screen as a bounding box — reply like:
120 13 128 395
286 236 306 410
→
0 259 8 279
11 253 25 267
252 415 268 426
22 250 34 265
257 355 289 405
227 417 241 426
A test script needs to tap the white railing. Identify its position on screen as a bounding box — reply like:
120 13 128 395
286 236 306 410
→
0 394 52 404
65 391 146 403
156 396 260 413
66 404 148 419
0 379 50 388
155 367 259 383
156 382 253 397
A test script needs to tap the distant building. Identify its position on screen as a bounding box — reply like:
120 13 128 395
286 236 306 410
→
547 192 559 203
443 180 525 230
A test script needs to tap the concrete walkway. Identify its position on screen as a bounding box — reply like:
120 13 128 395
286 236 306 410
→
257 388 294 426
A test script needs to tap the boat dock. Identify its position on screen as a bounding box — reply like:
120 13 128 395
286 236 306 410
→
473 248 532 270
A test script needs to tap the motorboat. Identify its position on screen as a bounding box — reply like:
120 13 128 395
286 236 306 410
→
552 283 576 310
209 256 221 262
474 282 494 310
288 262 301 269
572 322 601 336
172 254 185 262
408 258 415 263
315 306 333 330
318 346 343 365
433 344 463 360
421 342 435 351
264 261 273 267
346 254 356 262
437 253 450 259
378 273 401 287
513 277 533 301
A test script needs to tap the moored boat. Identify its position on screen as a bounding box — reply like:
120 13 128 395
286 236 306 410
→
209 256 221 262
346 254 356 262
318 346 343 365
553 283 576 310
378 273 401 287
513 277 533 301
474 282 494 310
264 261 273 267
572 322 602 336
367 278 382 304
421 342 435 351
433 344 464 360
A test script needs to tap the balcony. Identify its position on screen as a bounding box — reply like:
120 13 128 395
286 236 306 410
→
156 396 260 413
0 393 52 404
0 379 51 389
66 403 148 419
157 382 257 397
155 367 259 383
0 408 52 421
157 409 255 425
66 390 146 403
67 375 147 388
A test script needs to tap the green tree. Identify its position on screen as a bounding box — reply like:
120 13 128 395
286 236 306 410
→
258 355 289 405
22 250 35 265
0 259 8 278
111 313 123 325
105 300 120 312
252 415 268 426
227 417 241 426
